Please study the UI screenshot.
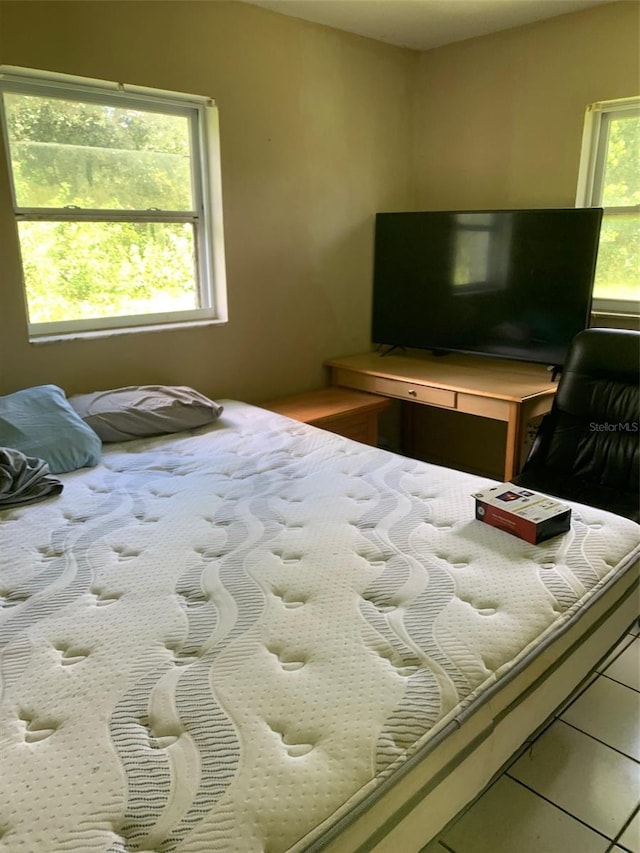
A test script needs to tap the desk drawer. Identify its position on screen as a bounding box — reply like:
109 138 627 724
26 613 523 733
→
334 369 457 409
312 412 377 445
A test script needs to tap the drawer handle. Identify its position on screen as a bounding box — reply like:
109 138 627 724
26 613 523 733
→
407 388 417 397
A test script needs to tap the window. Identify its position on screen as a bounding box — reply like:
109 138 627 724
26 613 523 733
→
452 212 510 293
0 66 227 338
576 96 640 314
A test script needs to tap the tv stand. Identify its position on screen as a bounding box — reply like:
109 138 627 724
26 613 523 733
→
549 365 562 382
379 344 407 357
324 350 558 481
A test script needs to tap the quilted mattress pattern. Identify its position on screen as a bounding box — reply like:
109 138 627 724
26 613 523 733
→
0 401 638 852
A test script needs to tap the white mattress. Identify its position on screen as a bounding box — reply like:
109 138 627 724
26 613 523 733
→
0 400 638 852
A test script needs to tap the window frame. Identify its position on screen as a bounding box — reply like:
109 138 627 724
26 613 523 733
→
575 95 640 316
0 65 227 338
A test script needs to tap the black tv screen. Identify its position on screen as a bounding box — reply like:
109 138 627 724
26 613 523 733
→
372 208 603 367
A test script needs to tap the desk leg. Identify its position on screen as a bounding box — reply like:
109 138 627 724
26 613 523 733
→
504 402 521 482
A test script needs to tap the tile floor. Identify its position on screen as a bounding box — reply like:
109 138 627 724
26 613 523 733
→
422 619 640 853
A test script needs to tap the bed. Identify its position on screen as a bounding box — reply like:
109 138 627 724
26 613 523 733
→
1 400 638 852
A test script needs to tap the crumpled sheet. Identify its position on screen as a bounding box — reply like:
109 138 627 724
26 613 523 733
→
0 447 63 507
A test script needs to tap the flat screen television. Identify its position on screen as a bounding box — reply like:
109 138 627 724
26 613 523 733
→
371 208 603 368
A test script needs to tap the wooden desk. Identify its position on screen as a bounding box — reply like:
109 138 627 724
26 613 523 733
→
324 351 558 481
262 387 391 447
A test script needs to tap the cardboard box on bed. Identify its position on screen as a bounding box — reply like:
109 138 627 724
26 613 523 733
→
473 483 571 544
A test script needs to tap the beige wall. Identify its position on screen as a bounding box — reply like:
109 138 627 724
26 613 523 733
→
0 1 415 399
413 1 640 210
0 1 637 409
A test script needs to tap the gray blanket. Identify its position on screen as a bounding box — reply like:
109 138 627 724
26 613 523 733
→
0 447 63 507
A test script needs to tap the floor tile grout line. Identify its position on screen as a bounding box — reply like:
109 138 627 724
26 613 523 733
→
434 841 456 853
550 672 601 721
601 672 640 694
553 669 639 727
606 802 640 853
529 670 614 744
595 639 629 660
503 669 639 774
552 672 600 724
503 772 616 843
506 630 640 850
518 713 640 771
549 635 639 720
557 717 640 765
595 637 637 674
606 840 635 853
425 624 640 853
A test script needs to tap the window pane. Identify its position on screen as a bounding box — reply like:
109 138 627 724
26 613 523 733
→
453 230 491 287
4 92 194 210
602 115 640 207
18 221 198 323
592 212 640 301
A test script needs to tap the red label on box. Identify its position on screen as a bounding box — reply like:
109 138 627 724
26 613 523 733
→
479 503 538 543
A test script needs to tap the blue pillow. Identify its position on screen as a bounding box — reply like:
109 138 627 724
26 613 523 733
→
0 385 102 474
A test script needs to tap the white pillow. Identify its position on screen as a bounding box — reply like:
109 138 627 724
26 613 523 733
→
69 385 223 442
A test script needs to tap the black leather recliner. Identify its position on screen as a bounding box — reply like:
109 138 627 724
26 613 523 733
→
514 327 640 522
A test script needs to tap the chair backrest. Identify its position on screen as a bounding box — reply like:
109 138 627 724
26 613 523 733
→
526 327 639 497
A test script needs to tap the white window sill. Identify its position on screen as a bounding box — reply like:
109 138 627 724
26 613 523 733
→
590 311 639 331
29 317 227 345
591 311 639 319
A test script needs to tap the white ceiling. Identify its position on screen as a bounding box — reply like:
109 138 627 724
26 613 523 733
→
240 0 618 51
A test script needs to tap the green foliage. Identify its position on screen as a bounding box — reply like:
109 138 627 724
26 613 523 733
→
594 115 640 302
20 221 196 323
593 214 640 301
5 93 193 209
602 115 640 207
3 91 198 324
11 142 193 210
